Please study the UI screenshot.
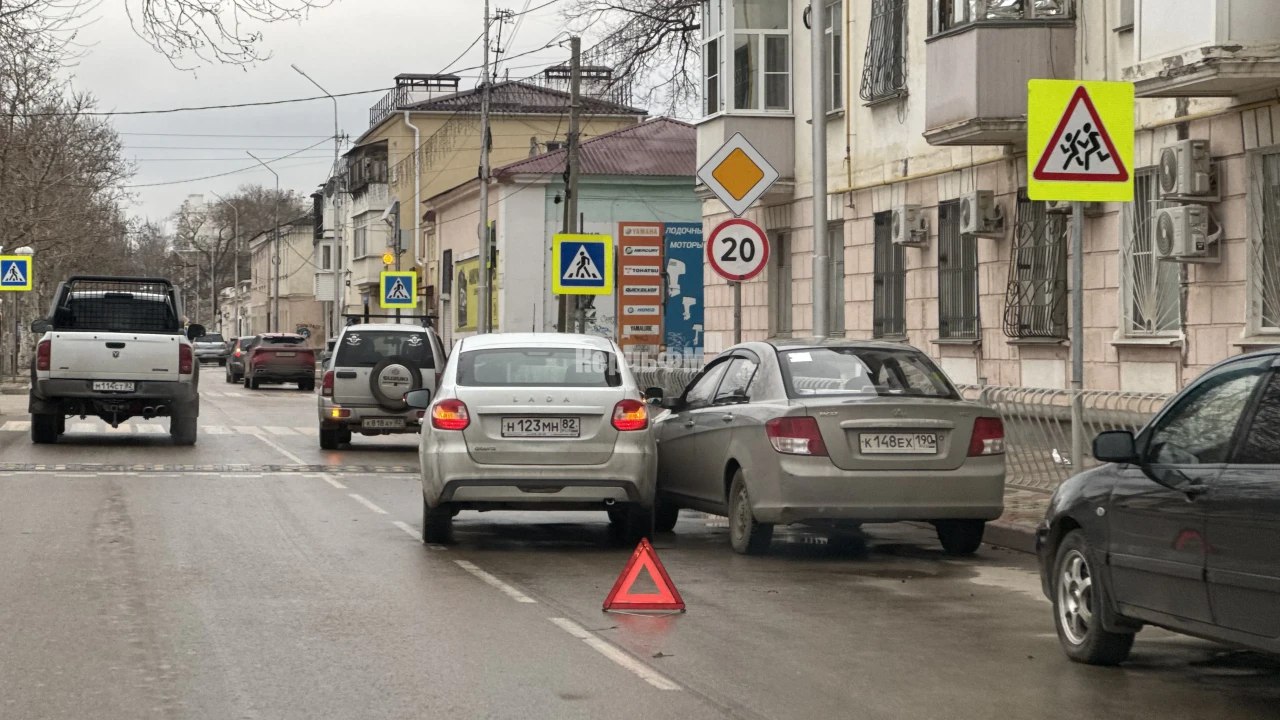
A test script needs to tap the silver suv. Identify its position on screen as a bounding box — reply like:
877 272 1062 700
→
317 323 448 449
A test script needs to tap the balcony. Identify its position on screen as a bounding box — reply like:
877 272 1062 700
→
1124 0 1280 98
369 74 461 128
923 22 1075 146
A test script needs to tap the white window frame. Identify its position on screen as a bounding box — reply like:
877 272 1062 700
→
320 243 333 271
1247 145 1280 337
823 0 843 112
702 0 725 117
703 0 792 118
353 217 369 259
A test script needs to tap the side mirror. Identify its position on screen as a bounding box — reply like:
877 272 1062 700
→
30 319 51 334
186 324 206 341
644 386 664 405
1093 430 1139 464
403 388 433 409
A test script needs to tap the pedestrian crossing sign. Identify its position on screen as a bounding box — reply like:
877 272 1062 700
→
0 255 32 292
379 270 417 309
552 234 613 296
1028 79 1134 202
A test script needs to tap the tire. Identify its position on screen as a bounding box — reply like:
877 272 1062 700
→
224 368 235 384
654 498 680 533
935 519 986 556
31 413 60 444
170 415 197 446
728 469 773 555
299 381 315 392
339 427 353 445
248 376 260 390
609 504 653 545
422 495 453 545
369 355 422 411
319 427 341 450
1053 530 1136 665
243 374 251 389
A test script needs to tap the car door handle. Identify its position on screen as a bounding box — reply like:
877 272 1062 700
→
682 419 695 428
720 414 734 423
336 371 357 379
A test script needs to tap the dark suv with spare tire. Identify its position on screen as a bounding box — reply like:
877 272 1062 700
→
317 323 447 449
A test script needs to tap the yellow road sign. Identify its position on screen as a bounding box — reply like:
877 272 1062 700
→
382 251 395 265
379 271 416 309
552 234 613 296
697 132 780 217
1028 80 1134 202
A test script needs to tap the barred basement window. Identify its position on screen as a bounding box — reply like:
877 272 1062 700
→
859 0 906 104
937 200 979 339
1003 190 1067 339
1121 168 1180 336
872 211 906 337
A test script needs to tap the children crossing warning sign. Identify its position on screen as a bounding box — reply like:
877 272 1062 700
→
0 255 32 292
552 234 613 296
1028 80 1134 203
379 271 417 309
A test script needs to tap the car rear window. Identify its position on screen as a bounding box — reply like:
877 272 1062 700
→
779 347 958 399
261 335 306 345
334 330 435 368
197 334 225 343
456 348 621 387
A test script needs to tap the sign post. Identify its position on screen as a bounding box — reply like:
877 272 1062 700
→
707 219 770 346
1028 79 1134 470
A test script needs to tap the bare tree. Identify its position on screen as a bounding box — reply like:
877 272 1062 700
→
563 0 700 114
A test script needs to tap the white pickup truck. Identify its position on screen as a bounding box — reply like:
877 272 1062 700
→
28 276 204 445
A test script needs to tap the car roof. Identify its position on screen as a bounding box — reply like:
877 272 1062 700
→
341 323 433 334
459 332 614 351
765 336 924 352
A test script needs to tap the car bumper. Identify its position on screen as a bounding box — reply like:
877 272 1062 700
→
251 368 313 382
195 352 226 362
317 397 422 433
745 454 1006 525
422 432 657 510
30 378 198 414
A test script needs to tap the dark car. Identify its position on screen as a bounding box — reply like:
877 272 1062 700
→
224 336 259 384
1037 349 1280 665
244 333 315 390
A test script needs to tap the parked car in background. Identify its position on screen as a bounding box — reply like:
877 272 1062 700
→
1037 349 1280 666
192 332 228 365
651 339 1006 555
409 333 656 544
318 323 448 449
224 336 258 384
243 333 314 390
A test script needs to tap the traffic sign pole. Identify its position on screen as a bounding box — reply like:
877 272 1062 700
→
733 282 742 345
1070 202 1085 471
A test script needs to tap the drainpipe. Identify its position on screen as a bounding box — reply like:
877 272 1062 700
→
402 111 425 313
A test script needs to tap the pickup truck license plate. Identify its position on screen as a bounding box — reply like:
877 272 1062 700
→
501 417 580 438
860 432 938 454
92 381 135 392
363 418 406 430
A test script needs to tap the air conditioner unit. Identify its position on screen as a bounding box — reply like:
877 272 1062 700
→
891 205 927 246
959 191 1003 235
1153 204 1214 261
1159 139 1217 200
1045 199 1103 217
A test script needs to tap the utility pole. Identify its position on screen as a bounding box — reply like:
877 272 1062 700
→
210 191 239 336
247 151 281 333
292 64 345 341
477 0 493 335
810 2 829 338
562 35 582 333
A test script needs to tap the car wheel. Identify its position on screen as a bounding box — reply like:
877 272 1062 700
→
1053 530 1135 665
243 375 251 389
935 519 985 555
608 504 653 545
319 427 340 450
224 368 235 384
299 381 315 392
422 495 453 545
248 376 260 390
170 416 197 446
728 469 772 555
654 499 680 533
31 413 60 444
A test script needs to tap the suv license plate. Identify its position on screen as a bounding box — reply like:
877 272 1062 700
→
92 381 135 392
363 418 406 430
501 417 580 438
860 432 938 454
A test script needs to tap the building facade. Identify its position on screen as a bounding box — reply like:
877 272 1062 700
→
698 0 1280 394
246 219 325 339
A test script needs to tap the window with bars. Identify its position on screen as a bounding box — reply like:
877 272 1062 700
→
873 211 906 337
860 0 907 103
770 231 793 336
1003 190 1067 339
828 222 846 335
929 0 1073 35
1252 148 1280 332
823 1 843 111
1121 168 1181 336
937 200 979 339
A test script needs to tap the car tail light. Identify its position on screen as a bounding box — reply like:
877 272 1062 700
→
179 344 193 375
233 348 242 358
322 370 334 397
329 407 351 419
36 340 51 371
612 399 648 431
968 417 1005 457
431 399 470 430
765 417 829 456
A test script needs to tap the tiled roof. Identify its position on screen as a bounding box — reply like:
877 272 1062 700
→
494 118 695 179
406 80 646 117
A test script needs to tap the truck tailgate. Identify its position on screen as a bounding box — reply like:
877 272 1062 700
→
47 332 181 381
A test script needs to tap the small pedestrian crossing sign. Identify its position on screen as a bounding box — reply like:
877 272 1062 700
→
552 234 613 296
379 270 417 309
0 255 32 292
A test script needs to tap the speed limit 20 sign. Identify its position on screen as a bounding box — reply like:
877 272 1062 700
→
707 218 770 282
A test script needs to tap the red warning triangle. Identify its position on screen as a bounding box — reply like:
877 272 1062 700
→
1033 86 1128 182
603 538 686 612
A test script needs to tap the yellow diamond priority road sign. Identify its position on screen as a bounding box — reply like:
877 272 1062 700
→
698 132 780 217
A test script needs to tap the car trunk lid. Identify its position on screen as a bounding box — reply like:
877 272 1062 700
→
47 332 181 381
455 385 626 465
797 397 983 471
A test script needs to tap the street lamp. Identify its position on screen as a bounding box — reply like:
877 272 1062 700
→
291 63 345 340
209 190 240 336
246 151 281 333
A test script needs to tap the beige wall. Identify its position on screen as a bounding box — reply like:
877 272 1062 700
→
247 224 324 339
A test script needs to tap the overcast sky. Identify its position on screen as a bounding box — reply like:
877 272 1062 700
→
65 1 573 225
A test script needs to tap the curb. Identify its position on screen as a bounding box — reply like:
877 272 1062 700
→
982 521 1038 555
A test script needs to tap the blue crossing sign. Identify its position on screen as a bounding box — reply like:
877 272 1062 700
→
379 270 417 309
0 255 32 292
552 234 613 296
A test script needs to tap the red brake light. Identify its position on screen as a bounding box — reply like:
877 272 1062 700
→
612 399 648 431
431 399 470 431
322 370 334 397
765 417 829 456
968 417 1005 457
234 349 242 358
178 343 193 375
36 340 51 371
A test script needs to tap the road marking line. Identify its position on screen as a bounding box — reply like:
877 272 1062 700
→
391 520 422 541
347 493 388 514
1 421 30 432
321 474 347 489
234 426 258 435
548 618 681 691
135 424 166 434
454 560 536 603
204 425 232 435
69 423 97 434
248 431 309 465
265 426 296 436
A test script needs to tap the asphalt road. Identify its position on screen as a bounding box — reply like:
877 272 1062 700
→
1 369 1277 720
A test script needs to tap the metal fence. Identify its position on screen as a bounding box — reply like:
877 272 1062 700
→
636 367 1171 493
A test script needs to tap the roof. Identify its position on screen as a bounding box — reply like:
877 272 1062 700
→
459 332 614 351
406 80 647 117
341 323 434 334
493 118 695 179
